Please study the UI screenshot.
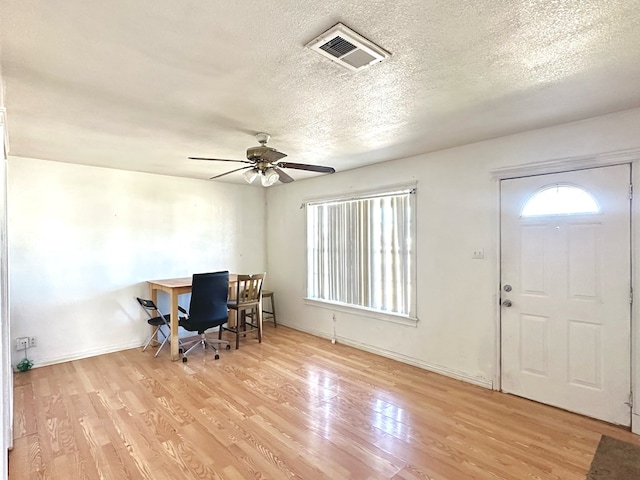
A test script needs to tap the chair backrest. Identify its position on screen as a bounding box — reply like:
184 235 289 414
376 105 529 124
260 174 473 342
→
232 273 265 307
136 297 168 323
188 271 229 327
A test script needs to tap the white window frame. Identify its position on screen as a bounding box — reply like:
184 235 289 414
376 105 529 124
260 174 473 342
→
304 184 418 325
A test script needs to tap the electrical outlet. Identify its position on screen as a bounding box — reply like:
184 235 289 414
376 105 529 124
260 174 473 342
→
472 248 485 259
15 337 28 350
331 313 338 343
29 337 37 347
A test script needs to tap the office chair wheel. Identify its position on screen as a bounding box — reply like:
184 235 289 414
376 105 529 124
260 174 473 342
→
182 357 187 363
226 345 231 350
214 354 220 360
178 348 183 354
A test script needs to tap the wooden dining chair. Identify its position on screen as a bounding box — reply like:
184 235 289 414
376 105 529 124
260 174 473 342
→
221 273 265 349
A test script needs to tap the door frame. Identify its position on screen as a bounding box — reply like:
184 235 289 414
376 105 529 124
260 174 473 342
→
492 147 640 433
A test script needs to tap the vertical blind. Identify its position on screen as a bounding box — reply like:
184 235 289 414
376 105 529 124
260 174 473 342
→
306 188 416 316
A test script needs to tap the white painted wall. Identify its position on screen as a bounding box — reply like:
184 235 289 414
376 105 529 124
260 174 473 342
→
0 107 11 480
8 157 266 367
266 107 640 429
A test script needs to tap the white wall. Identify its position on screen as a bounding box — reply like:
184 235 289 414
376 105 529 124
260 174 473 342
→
0 107 11 480
8 157 266 366
266 107 640 425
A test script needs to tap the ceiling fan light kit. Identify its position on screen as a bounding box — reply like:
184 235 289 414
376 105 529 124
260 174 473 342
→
189 132 336 186
261 167 279 187
242 168 259 184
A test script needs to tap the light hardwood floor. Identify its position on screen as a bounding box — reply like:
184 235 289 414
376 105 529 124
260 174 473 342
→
9 325 640 479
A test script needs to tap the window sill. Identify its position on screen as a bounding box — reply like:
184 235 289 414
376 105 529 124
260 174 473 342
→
303 298 418 327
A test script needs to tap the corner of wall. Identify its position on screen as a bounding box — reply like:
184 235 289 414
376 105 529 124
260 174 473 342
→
0 104 10 480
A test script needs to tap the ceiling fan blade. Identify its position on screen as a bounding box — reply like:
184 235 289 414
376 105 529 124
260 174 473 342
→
209 166 253 180
190 156 253 164
261 150 287 163
274 167 294 183
277 162 336 174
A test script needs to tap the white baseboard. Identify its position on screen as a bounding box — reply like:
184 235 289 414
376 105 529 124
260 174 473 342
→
284 323 494 390
21 340 144 370
633 413 640 435
22 325 494 391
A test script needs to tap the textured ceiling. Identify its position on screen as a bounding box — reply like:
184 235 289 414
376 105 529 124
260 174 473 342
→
1 0 640 184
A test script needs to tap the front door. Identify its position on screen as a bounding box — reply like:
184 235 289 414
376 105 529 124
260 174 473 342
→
500 165 631 425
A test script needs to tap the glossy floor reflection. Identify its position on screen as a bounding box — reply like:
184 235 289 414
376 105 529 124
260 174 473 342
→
10 325 640 479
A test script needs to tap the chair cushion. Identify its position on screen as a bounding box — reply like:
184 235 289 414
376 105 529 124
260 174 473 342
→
227 300 260 309
179 316 226 333
147 315 169 326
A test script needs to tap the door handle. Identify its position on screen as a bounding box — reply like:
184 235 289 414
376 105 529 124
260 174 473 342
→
502 299 512 307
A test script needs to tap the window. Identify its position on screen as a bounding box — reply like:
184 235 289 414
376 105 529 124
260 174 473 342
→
306 187 416 318
521 184 600 217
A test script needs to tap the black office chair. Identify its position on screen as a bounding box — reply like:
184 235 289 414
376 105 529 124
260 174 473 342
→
178 271 231 362
136 297 187 358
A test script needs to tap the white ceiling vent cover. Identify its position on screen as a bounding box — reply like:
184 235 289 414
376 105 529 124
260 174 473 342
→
305 23 391 72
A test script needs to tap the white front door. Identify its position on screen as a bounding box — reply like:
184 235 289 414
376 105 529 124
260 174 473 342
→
500 165 631 426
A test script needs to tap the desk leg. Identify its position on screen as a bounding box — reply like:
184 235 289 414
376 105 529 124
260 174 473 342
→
149 286 159 347
170 293 180 361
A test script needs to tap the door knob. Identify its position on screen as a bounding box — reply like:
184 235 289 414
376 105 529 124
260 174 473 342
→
502 299 512 307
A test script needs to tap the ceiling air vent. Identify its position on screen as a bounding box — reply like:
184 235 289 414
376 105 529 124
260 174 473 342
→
306 23 391 72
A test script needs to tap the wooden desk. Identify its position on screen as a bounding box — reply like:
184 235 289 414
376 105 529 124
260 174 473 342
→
148 274 238 361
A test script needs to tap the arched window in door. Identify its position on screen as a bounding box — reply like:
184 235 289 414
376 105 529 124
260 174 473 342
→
521 184 600 217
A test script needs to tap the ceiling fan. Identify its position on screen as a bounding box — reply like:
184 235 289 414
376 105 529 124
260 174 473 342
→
189 133 336 186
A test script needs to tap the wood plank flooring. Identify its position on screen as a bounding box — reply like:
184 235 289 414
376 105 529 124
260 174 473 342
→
9 325 640 479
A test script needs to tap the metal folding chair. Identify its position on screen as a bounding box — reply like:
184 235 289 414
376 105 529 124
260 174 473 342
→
136 297 185 357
